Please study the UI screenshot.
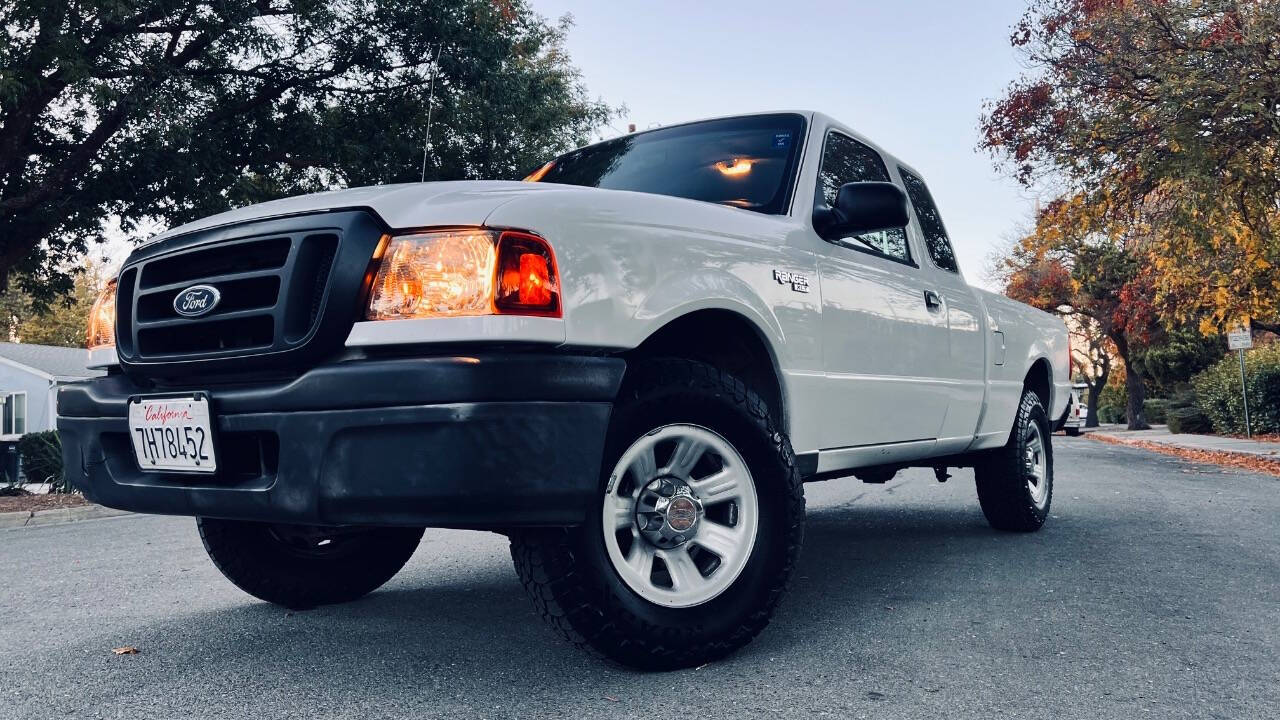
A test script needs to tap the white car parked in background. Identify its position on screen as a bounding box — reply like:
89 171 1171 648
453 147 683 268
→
1062 383 1089 435
62 111 1070 669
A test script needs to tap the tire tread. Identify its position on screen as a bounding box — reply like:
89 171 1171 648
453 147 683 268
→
510 358 804 669
974 390 1053 532
198 519 423 609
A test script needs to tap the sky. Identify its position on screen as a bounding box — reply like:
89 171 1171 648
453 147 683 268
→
526 0 1041 288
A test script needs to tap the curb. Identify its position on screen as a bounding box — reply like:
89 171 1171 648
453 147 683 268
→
1087 433 1280 478
0 504 133 530
1090 432 1280 458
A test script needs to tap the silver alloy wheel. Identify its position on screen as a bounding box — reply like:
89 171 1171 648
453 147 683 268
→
1024 421 1050 508
601 424 759 608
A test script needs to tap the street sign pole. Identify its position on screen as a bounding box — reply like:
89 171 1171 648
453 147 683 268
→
1227 319 1253 439
1239 349 1251 439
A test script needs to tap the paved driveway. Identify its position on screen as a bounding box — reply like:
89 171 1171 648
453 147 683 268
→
2 436 1276 719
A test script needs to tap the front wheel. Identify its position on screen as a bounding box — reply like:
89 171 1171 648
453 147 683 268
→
974 389 1053 532
198 518 424 609
511 359 805 670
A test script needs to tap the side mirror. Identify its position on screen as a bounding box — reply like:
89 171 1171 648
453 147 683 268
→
812 181 910 241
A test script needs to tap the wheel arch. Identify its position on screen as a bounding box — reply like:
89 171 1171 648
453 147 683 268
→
1023 356 1053 412
622 307 789 434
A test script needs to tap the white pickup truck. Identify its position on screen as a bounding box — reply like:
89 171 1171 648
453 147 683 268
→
60 111 1070 670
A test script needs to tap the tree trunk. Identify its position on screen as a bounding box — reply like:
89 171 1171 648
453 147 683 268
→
1085 385 1103 427
1085 378 1105 428
1124 362 1149 430
1110 331 1149 431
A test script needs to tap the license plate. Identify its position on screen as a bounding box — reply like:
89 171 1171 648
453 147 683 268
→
128 395 217 473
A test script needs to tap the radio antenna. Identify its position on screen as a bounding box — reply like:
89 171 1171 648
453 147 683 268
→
419 43 445 183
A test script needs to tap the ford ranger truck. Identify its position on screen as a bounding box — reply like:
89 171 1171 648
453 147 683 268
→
60 111 1071 670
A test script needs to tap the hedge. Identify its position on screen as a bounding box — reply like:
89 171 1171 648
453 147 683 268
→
1191 343 1280 435
1143 398 1169 425
1166 390 1214 435
17 430 66 492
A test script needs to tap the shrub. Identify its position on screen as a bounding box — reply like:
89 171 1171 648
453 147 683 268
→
1098 404 1126 424
1142 398 1169 425
1166 390 1214 435
1191 343 1280 435
17 430 65 491
1098 382 1127 424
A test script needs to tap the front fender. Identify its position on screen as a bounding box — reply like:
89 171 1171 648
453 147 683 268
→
632 270 787 354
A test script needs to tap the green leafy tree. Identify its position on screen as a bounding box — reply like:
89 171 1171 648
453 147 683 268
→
1 264 105 346
0 0 614 303
1139 329 1226 398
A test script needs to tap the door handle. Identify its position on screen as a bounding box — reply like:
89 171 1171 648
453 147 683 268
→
923 290 943 311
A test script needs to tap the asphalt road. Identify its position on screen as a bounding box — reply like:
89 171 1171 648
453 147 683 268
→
2 436 1277 719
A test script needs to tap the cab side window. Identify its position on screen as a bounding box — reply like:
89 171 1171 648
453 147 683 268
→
898 167 958 273
815 132 910 263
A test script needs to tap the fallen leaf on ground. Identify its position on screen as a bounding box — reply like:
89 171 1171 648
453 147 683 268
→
111 646 140 655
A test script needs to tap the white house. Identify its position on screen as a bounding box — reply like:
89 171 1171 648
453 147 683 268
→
0 342 104 481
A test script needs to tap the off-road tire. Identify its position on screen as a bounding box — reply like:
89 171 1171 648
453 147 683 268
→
1065 427 1081 437
974 389 1053 532
510 358 805 670
198 518 424 609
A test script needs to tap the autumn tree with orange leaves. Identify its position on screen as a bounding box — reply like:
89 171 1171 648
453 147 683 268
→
999 196 1164 429
982 0 1280 334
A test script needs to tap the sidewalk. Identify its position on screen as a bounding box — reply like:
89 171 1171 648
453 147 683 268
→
0 504 132 530
1090 425 1280 458
1087 424 1280 477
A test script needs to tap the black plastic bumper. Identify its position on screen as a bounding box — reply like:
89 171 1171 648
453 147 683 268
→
57 354 624 529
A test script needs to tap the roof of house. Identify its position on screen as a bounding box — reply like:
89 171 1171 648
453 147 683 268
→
0 342 105 381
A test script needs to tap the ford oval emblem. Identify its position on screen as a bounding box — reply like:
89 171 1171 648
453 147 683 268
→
173 285 221 317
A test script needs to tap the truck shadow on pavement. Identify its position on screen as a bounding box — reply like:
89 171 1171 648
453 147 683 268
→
66 500 1122 697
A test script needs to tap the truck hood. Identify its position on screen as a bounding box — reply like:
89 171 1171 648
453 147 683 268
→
145 180 573 245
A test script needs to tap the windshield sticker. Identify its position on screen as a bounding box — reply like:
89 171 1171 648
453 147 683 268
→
773 132 791 148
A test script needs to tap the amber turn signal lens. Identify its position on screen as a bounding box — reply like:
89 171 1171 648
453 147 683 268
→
86 279 118 350
523 161 554 182
495 231 560 316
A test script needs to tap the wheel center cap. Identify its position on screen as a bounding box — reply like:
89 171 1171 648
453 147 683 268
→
635 477 704 548
666 496 698 532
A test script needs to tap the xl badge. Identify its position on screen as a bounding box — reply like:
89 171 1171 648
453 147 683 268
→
173 285 221 317
773 269 810 293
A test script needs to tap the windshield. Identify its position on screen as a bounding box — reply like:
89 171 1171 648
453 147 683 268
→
527 113 807 215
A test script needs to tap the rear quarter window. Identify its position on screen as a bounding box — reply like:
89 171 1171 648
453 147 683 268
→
898 167 959 273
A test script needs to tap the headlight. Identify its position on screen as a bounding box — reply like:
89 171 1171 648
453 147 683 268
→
365 229 560 320
86 279 118 350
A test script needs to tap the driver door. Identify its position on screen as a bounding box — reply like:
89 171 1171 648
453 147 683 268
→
811 132 951 453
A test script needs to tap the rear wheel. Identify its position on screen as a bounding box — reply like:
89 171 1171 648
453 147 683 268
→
510 358 804 670
975 389 1053 532
198 518 424 609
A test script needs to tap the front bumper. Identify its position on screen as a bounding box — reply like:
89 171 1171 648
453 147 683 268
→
57 354 624 529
